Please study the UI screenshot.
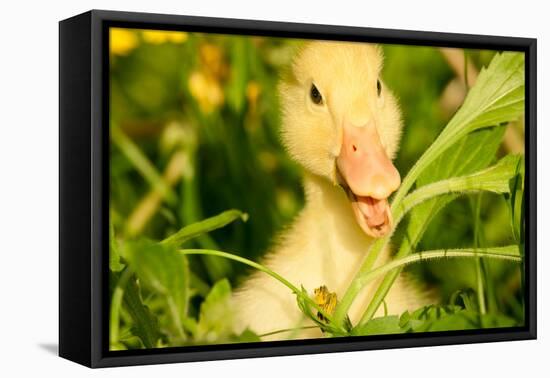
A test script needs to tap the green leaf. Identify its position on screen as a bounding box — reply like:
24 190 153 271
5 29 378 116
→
351 315 404 336
406 127 507 248
391 52 524 207
395 153 523 223
116 271 162 348
161 209 248 248
123 240 190 337
196 279 234 341
230 329 261 343
402 126 508 252
456 54 524 132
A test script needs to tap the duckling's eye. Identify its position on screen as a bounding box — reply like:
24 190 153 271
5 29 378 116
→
377 79 382 97
310 83 323 105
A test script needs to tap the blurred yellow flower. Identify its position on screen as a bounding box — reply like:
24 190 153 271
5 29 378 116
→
110 28 138 56
142 30 188 44
246 81 262 110
188 71 224 114
200 44 228 79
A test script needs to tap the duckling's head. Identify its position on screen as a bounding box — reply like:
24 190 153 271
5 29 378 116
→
279 41 402 238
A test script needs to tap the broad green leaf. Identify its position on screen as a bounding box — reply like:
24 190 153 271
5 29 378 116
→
123 240 190 336
403 126 508 252
161 209 248 248
393 51 525 206
114 271 161 348
230 329 261 343
395 153 523 223
406 127 507 248
196 279 234 341
457 55 524 132
182 277 262 343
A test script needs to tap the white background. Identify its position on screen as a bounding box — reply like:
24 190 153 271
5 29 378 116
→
0 0 547 376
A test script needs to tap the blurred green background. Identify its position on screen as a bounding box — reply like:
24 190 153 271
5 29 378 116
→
109 28 525 348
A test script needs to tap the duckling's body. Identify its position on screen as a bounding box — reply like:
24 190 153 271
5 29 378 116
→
233 41 431 339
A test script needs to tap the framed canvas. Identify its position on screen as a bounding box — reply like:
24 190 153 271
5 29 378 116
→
59 9 537 368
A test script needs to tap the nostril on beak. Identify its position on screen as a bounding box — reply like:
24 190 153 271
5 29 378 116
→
352 144 357 152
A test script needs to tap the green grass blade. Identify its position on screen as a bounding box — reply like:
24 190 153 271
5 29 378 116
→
161 209 248 248
111 126 176 203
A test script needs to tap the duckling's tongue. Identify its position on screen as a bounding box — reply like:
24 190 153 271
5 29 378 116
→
350 195 392 238
356 196 387 227
335 120 399 238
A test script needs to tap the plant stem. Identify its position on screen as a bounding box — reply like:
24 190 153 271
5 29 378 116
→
258 325 318 338
472 193 487 315
177 249 336 325
357 246 520 288
353 246 521 326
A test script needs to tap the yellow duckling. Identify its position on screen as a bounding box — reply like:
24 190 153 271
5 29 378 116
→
233 41 430 340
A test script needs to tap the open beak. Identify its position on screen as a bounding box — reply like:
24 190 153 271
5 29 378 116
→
336 121 400 238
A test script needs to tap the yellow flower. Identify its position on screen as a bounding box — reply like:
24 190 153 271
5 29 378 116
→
142 30 188 44
313 285 338 323
188 71 224 114
110 28 138 56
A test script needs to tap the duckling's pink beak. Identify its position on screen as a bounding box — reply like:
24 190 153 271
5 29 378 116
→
336 121 400 238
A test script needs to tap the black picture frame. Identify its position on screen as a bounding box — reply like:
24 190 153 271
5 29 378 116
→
59 9 537 368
